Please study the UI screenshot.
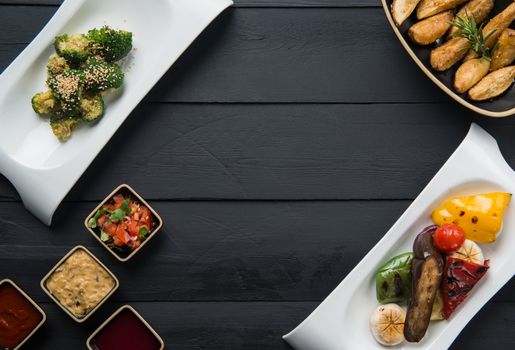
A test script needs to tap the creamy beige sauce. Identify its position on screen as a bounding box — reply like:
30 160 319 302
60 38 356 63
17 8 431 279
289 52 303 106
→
46 249 115 318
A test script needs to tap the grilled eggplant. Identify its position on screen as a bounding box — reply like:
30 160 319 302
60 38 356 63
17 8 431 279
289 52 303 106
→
404 225 444 343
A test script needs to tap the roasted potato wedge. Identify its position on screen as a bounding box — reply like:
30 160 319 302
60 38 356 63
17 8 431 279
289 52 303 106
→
409 11 454 45
391 0 423 26
454 58 490 93
491 29 515 71
448 0 494 38
417 0 468 20
464 2 515 60
468 65 515 100
404 226 444 343
430 37 470 71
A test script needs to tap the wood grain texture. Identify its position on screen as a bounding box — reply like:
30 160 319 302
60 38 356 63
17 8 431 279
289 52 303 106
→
0 3 513 350
12 301 515 350
0 103 513 201
0 6 453 103
1 201 513 303
0 0 380 7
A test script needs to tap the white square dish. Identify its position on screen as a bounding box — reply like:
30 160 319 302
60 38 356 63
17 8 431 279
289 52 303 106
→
284 124 514 349
0 0 232 225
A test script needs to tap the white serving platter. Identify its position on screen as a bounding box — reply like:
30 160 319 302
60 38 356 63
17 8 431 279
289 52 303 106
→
284 123 515 350
0 0 232 225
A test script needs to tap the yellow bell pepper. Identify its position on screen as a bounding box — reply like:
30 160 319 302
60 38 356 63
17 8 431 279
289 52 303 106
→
432 192 511 243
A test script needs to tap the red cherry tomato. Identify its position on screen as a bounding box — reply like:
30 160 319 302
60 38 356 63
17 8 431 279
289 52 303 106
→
433 224 465 253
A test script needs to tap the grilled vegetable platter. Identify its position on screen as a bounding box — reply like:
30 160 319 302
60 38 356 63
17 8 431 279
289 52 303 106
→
369 192 511 346
383 0 515 117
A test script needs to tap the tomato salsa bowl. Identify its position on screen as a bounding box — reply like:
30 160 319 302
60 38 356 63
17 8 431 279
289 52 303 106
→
0 279 46 349
85 184 163 262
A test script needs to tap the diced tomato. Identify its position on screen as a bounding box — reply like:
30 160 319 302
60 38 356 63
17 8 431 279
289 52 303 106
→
98 194 155 252
97 214 108 228
128 219 140 237
138 206 153 228
130 203 139 213
113 236 124 247
113 194 125 203
105 223 117 236
112 194 125 209
115 223 131 244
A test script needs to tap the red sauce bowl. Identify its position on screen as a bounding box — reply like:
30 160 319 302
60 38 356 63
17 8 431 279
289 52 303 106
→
0 279 46 349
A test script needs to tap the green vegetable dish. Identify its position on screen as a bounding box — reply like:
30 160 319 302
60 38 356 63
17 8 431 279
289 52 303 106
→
375 252 413 304
32 26 132 141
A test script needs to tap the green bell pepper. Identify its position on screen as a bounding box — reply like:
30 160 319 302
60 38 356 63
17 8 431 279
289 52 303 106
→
376 252 413 304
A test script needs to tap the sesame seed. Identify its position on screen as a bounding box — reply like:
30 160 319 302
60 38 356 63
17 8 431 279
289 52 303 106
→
53 74 80 102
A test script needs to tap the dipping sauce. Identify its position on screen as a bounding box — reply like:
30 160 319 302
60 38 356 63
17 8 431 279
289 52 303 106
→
45 248 116 319
0 282 43 349
90 307 162 350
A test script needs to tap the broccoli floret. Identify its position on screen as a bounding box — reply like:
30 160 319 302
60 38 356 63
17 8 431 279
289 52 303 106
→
50 116 80 141
87 26 132 62
54 33 90 66
81 57 124 92
31 91 56 115
80 94 104 122
47 53 70 76
47 70 83 116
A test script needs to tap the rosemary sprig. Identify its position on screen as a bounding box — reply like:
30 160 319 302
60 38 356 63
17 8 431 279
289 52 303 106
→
450 11 496 61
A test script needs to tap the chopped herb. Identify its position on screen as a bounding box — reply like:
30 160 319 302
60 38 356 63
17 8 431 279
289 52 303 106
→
94 193 155 254
88 209 110 228
110 199 131 221
139 226 149 241
450 11 496 61
100 230 111 242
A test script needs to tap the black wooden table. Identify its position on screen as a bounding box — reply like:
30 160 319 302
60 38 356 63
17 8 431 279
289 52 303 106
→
0 1 514 349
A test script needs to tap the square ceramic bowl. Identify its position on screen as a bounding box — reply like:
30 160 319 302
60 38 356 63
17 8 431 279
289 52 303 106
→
85 184 163 262
86 305 164 350
40 245 119 323
0 279 46 349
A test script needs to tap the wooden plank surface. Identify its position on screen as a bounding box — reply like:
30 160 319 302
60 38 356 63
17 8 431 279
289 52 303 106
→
1 201 513 303
16 301 515 350
0 0 381 7
0 103 513 201
0 6 453 103
0 2 513 350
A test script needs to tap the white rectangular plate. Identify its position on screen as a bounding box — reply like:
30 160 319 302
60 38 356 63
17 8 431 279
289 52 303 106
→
284 124 515 349
0 0 232 225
